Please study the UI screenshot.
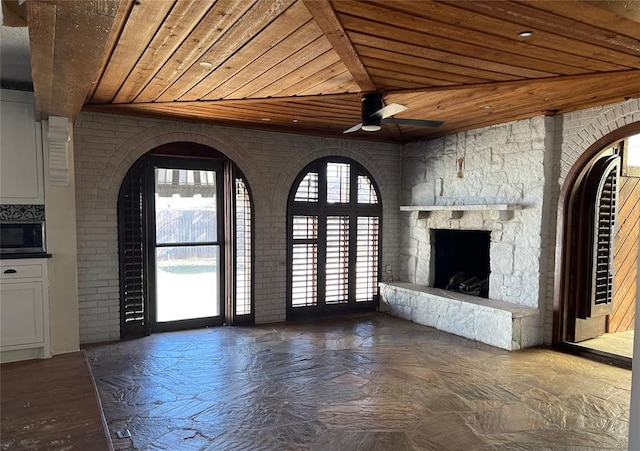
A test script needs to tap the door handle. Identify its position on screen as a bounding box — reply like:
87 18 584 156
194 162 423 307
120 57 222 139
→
3 269 17 274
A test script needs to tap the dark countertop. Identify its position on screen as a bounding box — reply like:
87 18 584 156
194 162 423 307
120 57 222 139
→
0 253 52 260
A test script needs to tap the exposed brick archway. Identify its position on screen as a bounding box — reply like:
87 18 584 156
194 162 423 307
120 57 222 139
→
554 120 640 350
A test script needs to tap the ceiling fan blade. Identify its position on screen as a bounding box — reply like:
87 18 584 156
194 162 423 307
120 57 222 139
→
343 123 363 134
384 118 444 128
373 103 408 120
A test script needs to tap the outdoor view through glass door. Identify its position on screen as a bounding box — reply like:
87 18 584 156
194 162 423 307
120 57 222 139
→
152 163 223 329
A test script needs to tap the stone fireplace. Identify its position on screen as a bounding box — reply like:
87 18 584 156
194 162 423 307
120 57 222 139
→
379 206 541 351
379 117 549 350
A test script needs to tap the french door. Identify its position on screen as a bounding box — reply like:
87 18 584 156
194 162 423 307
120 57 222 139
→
119 145 254 338
149 158 225 331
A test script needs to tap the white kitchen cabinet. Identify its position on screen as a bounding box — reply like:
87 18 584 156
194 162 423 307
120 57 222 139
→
0 89 44 204
0 259 50 362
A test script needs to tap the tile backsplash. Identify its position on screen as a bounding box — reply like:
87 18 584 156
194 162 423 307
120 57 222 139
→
0 204 45 221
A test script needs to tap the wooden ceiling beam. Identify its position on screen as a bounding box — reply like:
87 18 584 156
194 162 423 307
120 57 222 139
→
27 0 120 121
86 0 135 102
302 0 407 138
302 0 376 93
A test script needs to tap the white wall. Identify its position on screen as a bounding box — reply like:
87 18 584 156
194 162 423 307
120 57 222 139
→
73 112 401 343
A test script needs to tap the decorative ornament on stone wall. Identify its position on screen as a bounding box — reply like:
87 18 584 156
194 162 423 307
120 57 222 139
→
0 204 45 221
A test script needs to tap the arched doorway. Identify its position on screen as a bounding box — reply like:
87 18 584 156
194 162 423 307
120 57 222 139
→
117 142 254 337
556 124 640 364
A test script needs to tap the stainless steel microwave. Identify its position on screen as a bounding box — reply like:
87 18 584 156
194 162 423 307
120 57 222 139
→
0 221 46 254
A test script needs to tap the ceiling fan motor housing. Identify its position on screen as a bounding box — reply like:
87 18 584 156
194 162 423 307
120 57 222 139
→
361 92 383 131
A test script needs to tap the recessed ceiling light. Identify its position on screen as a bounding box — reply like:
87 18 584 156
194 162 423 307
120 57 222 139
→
518 31 533 38
482 105 492 109
199 61 213 68
261 118 271 121
292 119 299 123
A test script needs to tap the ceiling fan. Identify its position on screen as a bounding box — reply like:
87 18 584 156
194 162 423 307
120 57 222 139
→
344 92 443 134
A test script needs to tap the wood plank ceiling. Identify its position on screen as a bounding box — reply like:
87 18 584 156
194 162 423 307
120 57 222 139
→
27 0 640 144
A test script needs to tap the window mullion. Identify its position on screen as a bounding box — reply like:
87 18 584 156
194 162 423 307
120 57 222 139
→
347 167 357 304
348 210 358 304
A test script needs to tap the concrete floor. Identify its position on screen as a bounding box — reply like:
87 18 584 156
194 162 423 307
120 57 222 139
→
85 313 632 450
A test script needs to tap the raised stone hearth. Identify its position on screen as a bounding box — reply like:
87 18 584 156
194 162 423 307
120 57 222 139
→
379 282 540 350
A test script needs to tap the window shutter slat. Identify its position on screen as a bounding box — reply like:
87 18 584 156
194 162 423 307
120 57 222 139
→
118 162 150 338
234 176 252 317
575 154 620 319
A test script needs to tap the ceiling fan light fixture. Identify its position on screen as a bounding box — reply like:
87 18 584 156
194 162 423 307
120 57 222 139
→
362 124 381 132
343 91 443 134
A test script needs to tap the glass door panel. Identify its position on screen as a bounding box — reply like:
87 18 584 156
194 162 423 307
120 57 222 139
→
153 165 223 327
155 245 220 322
155 168 217 244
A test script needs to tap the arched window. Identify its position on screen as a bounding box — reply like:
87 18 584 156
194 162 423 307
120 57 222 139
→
287 158 382 318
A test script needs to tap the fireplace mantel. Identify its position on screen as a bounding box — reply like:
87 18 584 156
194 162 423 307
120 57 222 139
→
400 203 523 220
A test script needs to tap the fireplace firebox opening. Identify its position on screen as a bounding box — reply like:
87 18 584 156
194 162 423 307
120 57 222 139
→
432 229 490 298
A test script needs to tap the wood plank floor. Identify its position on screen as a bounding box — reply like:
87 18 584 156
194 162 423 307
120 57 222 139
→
85 313 632 450
0 351 113 450
579 330 635 359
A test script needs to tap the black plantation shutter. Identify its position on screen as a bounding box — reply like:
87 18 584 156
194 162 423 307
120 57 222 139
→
118 161 150 338
575 154 620 319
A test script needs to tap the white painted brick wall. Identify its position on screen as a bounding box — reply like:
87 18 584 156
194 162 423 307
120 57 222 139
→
73 99 639 346
74 112 401 344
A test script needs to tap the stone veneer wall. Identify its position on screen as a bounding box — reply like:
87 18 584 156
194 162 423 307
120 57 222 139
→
398 99 640 346
400 116 551 311
73 112 401 344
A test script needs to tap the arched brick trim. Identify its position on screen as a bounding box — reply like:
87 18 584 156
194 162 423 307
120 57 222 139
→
94 122 260 205
560 99 640 184
553 114 640 345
